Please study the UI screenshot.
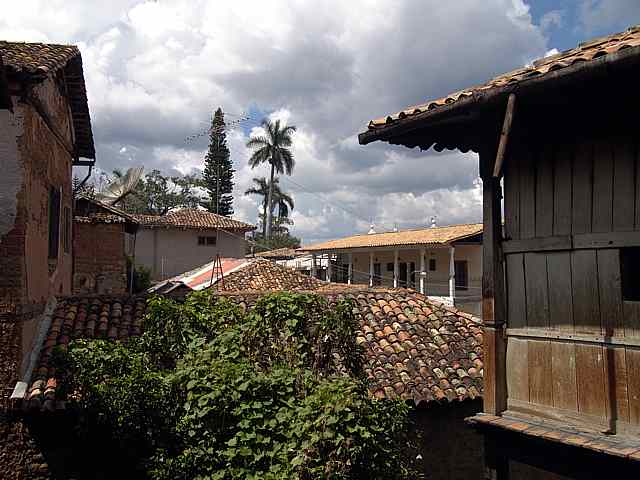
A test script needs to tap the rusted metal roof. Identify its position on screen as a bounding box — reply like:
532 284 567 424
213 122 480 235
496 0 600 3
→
0 41 95 160
360 24 640 145
302 223 483 252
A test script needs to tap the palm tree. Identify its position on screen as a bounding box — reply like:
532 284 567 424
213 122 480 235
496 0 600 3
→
245 177 270 237
246 119 296 239
245 177 295 237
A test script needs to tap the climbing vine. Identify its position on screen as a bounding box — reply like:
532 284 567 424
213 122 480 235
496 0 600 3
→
59 291 418 479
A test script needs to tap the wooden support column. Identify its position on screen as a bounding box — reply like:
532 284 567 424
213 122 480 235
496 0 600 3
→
369 252 374 287
419 248 426 294
311 253 317 279
449 246 456 301
347 253 353 285
326 253 332 282
393 250 399 288
481 145 508 416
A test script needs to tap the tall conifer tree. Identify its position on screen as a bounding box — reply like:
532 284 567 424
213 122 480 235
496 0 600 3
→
202 107 234 216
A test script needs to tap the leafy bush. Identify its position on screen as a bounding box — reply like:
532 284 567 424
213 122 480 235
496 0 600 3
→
60 291 419 479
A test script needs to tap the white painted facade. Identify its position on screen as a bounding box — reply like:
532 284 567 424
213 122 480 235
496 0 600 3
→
132 227 248 280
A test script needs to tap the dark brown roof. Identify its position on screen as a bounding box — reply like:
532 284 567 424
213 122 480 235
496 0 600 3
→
359 24 640 147
132 208 255 231
0 41 95 160
24 288 482 410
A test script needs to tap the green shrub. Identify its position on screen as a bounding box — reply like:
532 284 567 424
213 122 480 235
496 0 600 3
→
61 291 419 479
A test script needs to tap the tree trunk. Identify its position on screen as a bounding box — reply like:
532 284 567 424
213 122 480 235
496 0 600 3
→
262 197 268 238
266 162 275 239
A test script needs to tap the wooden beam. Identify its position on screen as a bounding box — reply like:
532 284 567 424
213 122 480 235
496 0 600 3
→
493 93 516 178
481 146 508 415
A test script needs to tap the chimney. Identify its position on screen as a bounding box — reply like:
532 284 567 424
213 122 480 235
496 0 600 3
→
430 216 437 228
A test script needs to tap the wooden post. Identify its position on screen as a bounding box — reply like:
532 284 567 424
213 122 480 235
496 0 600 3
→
406 261 411 289
419 248 426 294
347 253 353 285
393 250 399 288
493 93 516 178
449 246 456 301
369 252 374 287
311 254 317 279
326 253 332 283
481 145 508 416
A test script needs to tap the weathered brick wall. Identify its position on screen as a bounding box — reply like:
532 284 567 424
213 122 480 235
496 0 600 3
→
0 76 75 479
73 222 128 295
412 399 484 480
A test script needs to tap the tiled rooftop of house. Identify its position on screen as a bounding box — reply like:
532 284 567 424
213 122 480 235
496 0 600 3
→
0 40 95 159
150 258 325 294
302 223 483 251
131 208 255 231
23 287 483 411
360 24 640 144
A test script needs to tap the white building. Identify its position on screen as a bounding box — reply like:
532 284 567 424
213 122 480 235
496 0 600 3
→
301 223 483 315
131 208 255 280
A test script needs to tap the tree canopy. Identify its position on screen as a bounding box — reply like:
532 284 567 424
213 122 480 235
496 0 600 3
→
202 107 235 216
246 119 296 239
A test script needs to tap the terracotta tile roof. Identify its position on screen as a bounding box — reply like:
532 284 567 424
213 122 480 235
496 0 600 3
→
254 247 300 259
149 258 325 294
131 208 255 231
360 24 640 144
0 41 95 159
216 259 325 292
302 223 483 251
74 196 139 226
469 413 640 462
23 288 482 410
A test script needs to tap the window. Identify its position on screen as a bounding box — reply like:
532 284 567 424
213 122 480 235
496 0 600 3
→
386 262 394 272
621 248 640 301
62 206 71 254
48 187 61 259
198 235 217 246
429 258 436 271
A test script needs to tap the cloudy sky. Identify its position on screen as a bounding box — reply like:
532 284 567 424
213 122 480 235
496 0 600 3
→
3 1 640 244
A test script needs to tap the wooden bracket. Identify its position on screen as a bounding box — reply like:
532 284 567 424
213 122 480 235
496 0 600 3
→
493 93 516 178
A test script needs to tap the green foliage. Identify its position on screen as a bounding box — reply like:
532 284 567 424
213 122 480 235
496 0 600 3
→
127 258 152 293
202 107 235 216
60 291 418 479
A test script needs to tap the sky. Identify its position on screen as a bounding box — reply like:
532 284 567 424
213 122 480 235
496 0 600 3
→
2 1 640 244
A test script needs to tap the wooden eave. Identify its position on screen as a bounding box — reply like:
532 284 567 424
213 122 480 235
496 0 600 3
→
358 44 640 152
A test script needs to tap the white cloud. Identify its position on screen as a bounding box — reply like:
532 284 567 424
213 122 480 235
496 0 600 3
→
579 0 640 33
0 0 552 243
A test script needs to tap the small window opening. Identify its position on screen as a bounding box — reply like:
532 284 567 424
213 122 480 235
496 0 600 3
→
48 187 61 259
429 258 436 271
386 262 394 272
621 247 640 301
198 236 206 245
206 235 217 245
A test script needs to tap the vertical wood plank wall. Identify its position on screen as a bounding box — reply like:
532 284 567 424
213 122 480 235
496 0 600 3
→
503 133 640 430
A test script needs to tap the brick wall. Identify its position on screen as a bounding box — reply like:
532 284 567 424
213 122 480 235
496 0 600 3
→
73 222 128 295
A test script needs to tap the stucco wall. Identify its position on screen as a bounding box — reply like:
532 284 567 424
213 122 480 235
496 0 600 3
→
134 227 248 280
73 222 128 295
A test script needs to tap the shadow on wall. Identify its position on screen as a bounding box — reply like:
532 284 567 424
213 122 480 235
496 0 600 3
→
410 399 484 480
